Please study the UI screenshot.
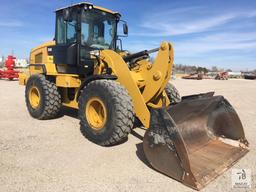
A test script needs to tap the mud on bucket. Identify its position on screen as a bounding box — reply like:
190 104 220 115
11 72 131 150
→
143 94 249 190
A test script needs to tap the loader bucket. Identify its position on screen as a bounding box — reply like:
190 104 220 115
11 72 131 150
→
143 94 249 190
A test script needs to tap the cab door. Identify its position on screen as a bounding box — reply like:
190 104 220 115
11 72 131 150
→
53 11 78 73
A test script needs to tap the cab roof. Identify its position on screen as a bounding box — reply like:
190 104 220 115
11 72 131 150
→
55 2 120 16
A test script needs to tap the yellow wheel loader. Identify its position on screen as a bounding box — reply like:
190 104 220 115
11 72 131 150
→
19 2 249 190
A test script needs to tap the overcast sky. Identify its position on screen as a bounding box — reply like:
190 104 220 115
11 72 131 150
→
0 0 255 70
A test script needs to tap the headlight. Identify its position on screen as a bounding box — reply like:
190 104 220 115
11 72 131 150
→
89 50 100 56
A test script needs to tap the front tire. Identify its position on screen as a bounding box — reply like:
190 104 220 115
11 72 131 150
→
25 74 61 119
78 80 134 146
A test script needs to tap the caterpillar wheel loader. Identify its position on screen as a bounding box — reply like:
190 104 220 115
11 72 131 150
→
19 2 249 190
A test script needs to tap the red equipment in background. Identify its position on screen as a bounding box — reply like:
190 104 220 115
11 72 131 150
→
0 55 19 80
215 71 229 80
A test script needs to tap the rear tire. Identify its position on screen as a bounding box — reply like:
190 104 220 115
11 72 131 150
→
165 82 181 104
78 80 134 146
25 74 61 119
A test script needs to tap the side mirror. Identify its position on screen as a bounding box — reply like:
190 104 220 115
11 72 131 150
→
117 20 128 37
123 23 128 35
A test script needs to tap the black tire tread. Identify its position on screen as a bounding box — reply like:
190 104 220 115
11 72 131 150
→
78 80 134 146
25 74 61 120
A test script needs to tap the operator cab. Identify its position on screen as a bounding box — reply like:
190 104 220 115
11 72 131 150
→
52 2 128 75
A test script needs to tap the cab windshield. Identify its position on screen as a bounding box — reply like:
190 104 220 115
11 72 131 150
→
81 9 117 50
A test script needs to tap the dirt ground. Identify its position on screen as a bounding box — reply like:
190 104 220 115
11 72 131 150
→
0 79 255 192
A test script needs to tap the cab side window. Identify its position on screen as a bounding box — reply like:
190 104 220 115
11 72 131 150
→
56 12 77 44
67 20 76 43
56 15 66 44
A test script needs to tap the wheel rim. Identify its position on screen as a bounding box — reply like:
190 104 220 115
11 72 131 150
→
85 97 107 130
29 86 41 109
